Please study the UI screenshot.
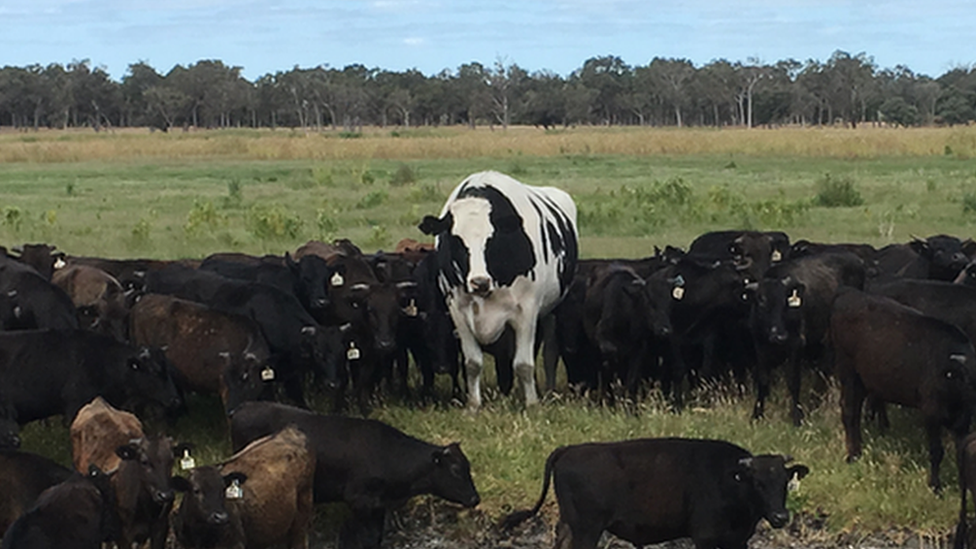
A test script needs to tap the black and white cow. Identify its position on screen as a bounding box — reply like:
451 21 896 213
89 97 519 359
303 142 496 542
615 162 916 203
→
419 171 578 409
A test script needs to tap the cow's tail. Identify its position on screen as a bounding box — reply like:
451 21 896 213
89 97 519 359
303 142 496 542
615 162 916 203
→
499 446 566 531
957 435 971 549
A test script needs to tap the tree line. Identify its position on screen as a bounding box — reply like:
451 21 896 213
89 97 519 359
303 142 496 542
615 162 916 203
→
2 50 976 132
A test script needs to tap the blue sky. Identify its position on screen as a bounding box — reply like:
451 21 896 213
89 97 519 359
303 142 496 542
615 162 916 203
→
1 0 972 81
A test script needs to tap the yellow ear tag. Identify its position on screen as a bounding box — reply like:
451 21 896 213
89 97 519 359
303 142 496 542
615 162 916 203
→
672 286 685 300
180 450 195 471
404 299 418 317
331 272 345 287
261 367 275 381
225 479 243 500
347 342 361 361
771 250 783 262
788 289 802 308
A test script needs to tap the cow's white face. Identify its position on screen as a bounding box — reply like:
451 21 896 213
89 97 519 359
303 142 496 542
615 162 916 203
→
448 197 495 295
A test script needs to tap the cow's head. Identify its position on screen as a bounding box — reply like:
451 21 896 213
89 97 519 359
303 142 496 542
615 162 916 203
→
420 185 535 296
173 466 247 528
911 235 973 281
426 442 480 508
286 253 332 316
744 275 805 345
731 454 809 529
219 337 275 414
116 436 180 505
124 346 185 418
299 323 347 389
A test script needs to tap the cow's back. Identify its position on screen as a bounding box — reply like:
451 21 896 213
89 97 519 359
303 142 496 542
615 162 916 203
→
220 425 315 549
0 450 74 535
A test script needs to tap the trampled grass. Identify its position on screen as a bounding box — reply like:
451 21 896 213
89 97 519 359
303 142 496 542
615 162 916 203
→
4 126 976 542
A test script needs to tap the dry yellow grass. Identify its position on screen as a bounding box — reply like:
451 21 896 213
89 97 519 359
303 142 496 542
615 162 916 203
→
4 125 976 163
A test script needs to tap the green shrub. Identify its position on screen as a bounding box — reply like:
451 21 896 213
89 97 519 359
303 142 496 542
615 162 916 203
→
184 200 226 236
813 174 863 207
3 206 24 232
355 190 388 209
245 204 303 240
130 218 151 246
408 184 443 203
390 163 417 186
316 209 339 238
223 179 244 208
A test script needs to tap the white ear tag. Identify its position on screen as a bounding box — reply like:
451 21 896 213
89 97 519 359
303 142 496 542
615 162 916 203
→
788 473 801 492
331 272 345 287
787 289 802 308
261 367 275 381
404 299 418 317
347 342 361 361
225 479 243 500
672 286 685 300
180 450 195 471
54 258 66 269
771 250 783 262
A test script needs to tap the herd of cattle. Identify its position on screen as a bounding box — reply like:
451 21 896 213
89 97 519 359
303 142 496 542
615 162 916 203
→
3 169 976 548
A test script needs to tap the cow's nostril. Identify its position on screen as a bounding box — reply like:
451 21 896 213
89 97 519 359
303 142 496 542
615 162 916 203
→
468 276 491 294
210 512 229 525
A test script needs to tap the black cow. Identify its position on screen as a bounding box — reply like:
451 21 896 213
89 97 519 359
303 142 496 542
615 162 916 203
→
171 467 247 549
744 252 866 425
790 239 877 261
409 252 462 402
0 329 183 425
662 252 753 389
501 438 809 549
0 255 78 331
199 252 334 322
0 450 74 535
831 289 976 491
229 401 480 549
146 266 343 408
0 466 119 549
687 230 791 281
5 244 63 280
582 263 673 403
873 234 975 282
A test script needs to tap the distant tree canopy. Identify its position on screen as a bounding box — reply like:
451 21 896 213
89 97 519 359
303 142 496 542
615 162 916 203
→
1 51 974 131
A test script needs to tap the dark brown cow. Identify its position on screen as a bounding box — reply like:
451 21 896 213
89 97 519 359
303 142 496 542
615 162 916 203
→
831 288 976 491
218 425 315 549
0 450 74 535
129 294 273 413
52 264 129 341
68 397 181 549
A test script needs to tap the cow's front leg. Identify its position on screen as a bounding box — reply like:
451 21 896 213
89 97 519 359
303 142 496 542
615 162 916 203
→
513 312 540 407
455 321 485 410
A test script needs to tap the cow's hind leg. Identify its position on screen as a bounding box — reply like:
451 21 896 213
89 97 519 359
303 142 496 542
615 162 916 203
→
840 375 866 462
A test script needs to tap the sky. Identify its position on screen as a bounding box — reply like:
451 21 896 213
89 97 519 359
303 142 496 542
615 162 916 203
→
1 0 973 81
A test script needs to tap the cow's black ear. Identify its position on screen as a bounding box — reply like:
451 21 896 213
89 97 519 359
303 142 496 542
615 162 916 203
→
285 252 298 272
224 472 248 487
419 214 449 236
788 464 810 480
171 476 192 493
909 238 930 257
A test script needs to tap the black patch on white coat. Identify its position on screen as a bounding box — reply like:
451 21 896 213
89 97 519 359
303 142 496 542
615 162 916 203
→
455 184 536 288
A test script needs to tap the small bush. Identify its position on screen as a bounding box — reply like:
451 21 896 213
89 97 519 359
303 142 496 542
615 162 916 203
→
963 192 976 214
813 174 863 207
355 190 388 209
2 206 24 232
365 224 391 249
222 179 244 208
184 200 226 236
130 218 151 246
65 181 76 196
360 170 375 185
408 184 442 203
390 163 417 186
316 210 339 238
245 204 303 240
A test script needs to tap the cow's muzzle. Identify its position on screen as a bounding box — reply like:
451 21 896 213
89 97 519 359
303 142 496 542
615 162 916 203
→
467 276 492 297
768 510 790 528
